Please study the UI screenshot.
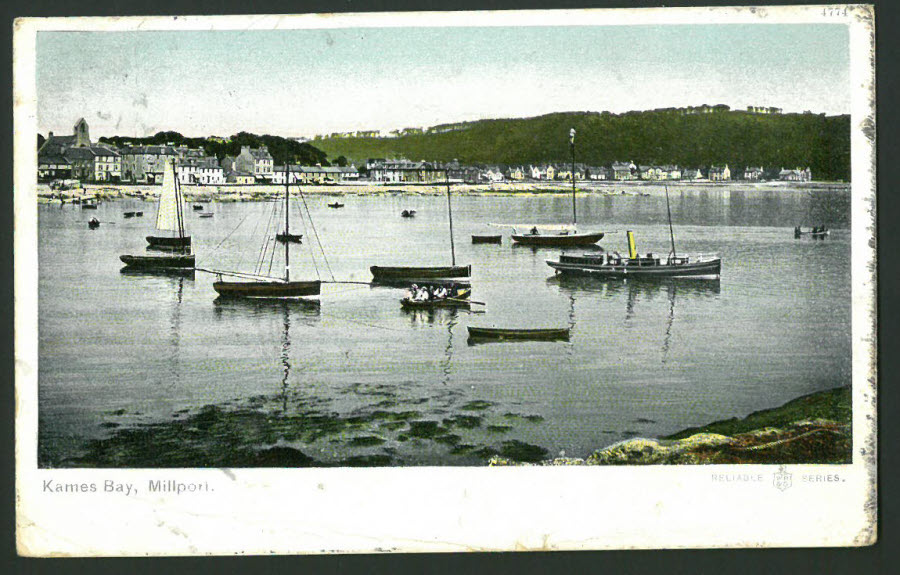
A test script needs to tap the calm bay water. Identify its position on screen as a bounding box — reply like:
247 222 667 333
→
38 187 852 466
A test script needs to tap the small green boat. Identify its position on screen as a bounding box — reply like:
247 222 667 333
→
466 326 570 342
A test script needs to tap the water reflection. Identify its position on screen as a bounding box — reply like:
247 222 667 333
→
119 267 196 280
401 306 459 385
211 296 322 320
280 304 291 412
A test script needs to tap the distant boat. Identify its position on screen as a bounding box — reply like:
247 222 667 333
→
328 202 344 208
192 204 204 211
275 232 302 243
124 211 135 218
401 209 416 218
135 211 144 217
199 213 214 219
210 164 321 299
121 158 195 270
371 177 470 282
81 203 98 210
547 187 721 279
146 163 192 251
400 280 472 309
794 226 830 239
88 217 100 229
510 128 603 247
467 326 570 342
472 234 502 244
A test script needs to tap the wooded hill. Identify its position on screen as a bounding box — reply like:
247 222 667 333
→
313 109 851 181
98 131 330 166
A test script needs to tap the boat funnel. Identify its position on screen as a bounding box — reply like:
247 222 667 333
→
627 230 638 259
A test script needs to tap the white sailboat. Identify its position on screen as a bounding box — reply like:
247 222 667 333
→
120 158 195 269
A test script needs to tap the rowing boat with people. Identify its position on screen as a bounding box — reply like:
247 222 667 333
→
400 280 472 309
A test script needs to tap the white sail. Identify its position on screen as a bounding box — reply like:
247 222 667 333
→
155 159 181 233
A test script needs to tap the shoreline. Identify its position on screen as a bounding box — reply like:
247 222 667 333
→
490 386 851 466
54 385 851 468
37 179 850 204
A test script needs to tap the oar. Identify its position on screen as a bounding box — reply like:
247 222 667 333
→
446 297 485 306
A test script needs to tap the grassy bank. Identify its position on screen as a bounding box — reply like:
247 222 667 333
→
491 386 852 466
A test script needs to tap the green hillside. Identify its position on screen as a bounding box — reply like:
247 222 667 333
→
313 109 851 181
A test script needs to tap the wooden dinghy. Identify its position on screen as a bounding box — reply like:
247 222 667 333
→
124 211 135 218
328 202 345 208
472 234 502 244
401 209 416 218
467 326 570 342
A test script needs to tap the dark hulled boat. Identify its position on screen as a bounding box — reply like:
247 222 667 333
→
401 209 416 218
193 204 204 211
124 211 135 218
120 253 195 269
88 217 100 229
547 188 721 279
371 265 471 282
210 164 320 300
510 128 603 247
371 175 470 282
328 202 344 208
275 232 303 243
213 278 320 299
472 234 502 244
547 249 721 278
511 230 604 247
467 326 570 342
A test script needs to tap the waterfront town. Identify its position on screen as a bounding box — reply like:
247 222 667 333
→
38 118 815 188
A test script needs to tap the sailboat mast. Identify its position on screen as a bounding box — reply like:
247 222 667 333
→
665 184 677 258
173 159 187 251
284 162 290 282
570 128 577 227
446 167 456 266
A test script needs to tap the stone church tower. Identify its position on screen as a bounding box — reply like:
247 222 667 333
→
73 118 90 147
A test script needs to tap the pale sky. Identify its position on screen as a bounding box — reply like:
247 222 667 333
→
36 24 850 139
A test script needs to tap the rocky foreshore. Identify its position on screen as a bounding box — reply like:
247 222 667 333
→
489 386 851 466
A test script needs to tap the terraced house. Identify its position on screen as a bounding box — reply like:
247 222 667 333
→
119 145 177 183
234 145 275 181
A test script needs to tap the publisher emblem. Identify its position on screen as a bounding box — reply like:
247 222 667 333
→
773 465 792 491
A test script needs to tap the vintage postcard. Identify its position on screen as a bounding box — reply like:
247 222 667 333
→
15 5 876 555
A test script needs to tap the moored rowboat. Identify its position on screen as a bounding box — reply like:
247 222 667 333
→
472 234 502 244
467 326 570 342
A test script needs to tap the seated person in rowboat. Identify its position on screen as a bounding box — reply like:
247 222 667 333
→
530 226 539 235
433 286 448 299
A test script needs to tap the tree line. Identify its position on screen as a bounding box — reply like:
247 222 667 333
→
313 110 851 181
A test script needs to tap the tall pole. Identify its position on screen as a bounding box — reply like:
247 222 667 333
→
284 161 290 282
570 128 577 227
665 184 676 258
446 166 456 266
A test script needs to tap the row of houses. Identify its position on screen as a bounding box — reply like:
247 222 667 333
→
38 119 813 186
37 118 366 185
363 159 812 183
